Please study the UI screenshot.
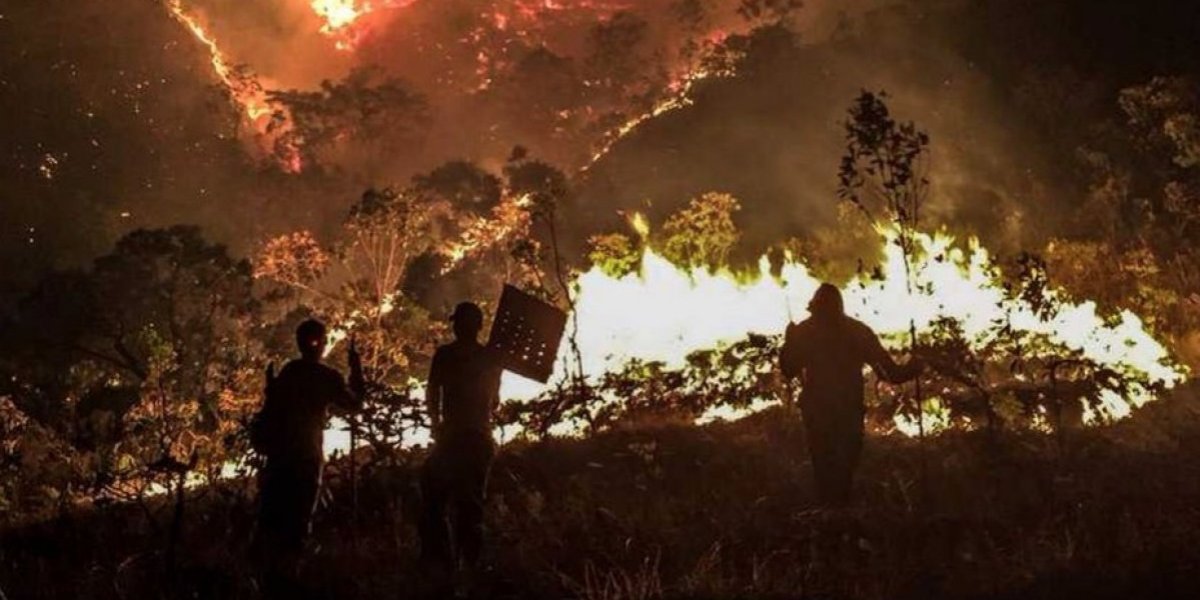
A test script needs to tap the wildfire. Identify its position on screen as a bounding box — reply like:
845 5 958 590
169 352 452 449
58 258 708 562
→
440 194 535 272
164 0 303 172
309 0 415 51
311 0 365 32
584 51 734 171
584 78 702 171
321 219 1186 453
500 221 1186 434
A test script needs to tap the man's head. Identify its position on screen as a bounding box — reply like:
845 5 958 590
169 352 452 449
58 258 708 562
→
808 283 845 320
450 302 484 341
296 319 328 360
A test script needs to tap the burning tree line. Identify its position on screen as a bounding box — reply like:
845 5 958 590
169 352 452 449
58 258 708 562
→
0 92 1190 527
162 0 804 176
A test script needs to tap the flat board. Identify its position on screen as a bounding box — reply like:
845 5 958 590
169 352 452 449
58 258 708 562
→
487 284 568 383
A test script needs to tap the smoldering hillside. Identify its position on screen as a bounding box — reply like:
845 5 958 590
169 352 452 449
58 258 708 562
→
574 1 1200 259
3 0 1199 295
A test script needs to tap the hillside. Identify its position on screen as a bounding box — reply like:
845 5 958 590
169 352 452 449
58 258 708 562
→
5 389 1200 599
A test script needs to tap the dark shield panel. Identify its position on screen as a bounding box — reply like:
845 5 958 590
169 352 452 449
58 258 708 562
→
487 285 568 383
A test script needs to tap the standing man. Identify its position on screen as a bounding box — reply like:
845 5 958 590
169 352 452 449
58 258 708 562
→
420 301 502 585
780 283 922 507
252 319 365 593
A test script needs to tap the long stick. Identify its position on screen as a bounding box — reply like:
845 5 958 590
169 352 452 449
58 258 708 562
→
909 318 928 507
349 418 358 549
545 214 586 395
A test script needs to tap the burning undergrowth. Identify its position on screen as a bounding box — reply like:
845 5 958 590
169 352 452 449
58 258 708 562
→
496 206 1184 440
264 156 1184 452
0 81 1195 524
246 91 1190 453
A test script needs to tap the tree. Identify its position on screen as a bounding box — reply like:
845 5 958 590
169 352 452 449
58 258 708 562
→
0 226 262 574
493 47 589 159
412 160 504 216
257 188 450 458
588 232 641 278
837 90 931 435
736 0 804 24
584 11 654 101
269 68 429 173
659 192 742 270
1119 76 1200 169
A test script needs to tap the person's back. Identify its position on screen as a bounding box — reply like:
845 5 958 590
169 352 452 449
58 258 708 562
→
429 338 502 437
264 358 359 463
420 302 502 591
783 315 884 406
780 283 921 507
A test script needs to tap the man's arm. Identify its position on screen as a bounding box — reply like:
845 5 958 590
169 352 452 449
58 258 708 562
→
329 372 365 413
779 322 805 379
329 341 366 413
861 326 922 384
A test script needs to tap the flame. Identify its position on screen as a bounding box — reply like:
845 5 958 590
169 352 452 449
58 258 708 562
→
582 27 738 173
629 212 651 238
501 222 1186 434
584 68 714 171
308 0 416 51
319 219 1186 454
165 0 303 172
440 194 534 272
311 0 365 32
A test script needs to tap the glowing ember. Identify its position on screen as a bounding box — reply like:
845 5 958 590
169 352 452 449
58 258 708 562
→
165 0 303 172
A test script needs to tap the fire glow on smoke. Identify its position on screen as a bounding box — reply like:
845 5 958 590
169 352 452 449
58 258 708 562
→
324 221 1186 455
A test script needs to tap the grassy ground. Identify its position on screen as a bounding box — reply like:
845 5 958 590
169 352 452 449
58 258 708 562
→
5 389 1200 599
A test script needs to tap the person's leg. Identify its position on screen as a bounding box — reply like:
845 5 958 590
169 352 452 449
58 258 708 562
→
820 408 859 506
255 462 317 598
802 407 836 506
842 417 865 503
287 462 321 552
827 409 863 507
418 449 453 566
252 464 279 560
453 437 495 568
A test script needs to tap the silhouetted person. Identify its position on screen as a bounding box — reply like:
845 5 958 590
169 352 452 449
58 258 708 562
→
780 284 922 507
251 319 364 595
419 302 502 586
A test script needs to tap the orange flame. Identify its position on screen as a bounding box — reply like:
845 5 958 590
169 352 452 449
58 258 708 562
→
165 0 303 172
501 221 1187 436
308 0 416 51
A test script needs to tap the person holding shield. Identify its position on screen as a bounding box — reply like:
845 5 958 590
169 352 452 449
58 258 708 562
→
420 302 504 584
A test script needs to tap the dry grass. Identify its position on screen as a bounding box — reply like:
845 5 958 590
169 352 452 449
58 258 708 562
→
4 387 1200 599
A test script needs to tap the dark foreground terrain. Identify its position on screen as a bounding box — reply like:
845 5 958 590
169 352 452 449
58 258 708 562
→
5 391 1200 600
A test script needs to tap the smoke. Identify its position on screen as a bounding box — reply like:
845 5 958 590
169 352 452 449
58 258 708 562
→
572 2 1067 265
4 0 1200 300
568 0 1200 262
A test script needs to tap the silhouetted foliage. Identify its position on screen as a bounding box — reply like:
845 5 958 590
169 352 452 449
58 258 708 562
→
270 69 429 172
